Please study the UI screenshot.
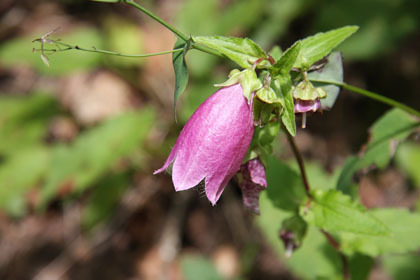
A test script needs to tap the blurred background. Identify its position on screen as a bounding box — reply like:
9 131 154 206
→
0 0 419 279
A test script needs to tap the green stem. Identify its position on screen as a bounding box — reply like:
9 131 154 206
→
123 0 188 41
122 0 223 58
40 40 183 58
283 125 312 198
309 79 420 119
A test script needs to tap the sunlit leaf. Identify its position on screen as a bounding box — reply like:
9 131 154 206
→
300 189 391 236
193 35 267 68
340 208 420 257
293 26 359 69
271 41 301 76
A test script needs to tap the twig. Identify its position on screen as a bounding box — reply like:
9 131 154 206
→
321 230 350 280
284 129 311 197
285 126 349 279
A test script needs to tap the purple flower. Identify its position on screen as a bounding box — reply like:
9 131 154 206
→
294 99 321 113
154 84 254 205
239 158 267 214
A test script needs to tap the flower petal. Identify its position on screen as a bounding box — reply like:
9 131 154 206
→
294 99 321 113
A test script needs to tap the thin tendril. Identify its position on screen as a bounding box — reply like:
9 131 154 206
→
34 39 184 58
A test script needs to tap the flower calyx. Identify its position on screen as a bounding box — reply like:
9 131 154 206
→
292 78 327 128
215 69 262 100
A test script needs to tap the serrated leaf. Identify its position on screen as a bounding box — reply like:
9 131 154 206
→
337 108 419 195
173 38 190 111
193 35 267 68
300 189 391 236
308 51 343 110
340 208 420 257
257 191 342 280
273 75 296 136
271 41 301 76
294 26 359 69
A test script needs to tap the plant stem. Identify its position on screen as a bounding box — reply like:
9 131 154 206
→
123 0 223 58
309 78 420 119
284 128 311 197
321 230 350 280
39 40 184 58
123 0 188 41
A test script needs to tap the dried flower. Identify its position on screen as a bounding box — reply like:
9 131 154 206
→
239 158 267 214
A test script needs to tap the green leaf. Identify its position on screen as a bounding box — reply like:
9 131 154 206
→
181 255 222 280
293 26 359 69
257 192 342 280
39 109 155 207
193 35 267 68
0 94 59 156
173 38 190 112
273 75 296 136
268 45 282 61
265 157 306 211
0 146 49 217
395 142 420 188
337 108 419 195
271 41 301 76
382 254 420 280
340 208 420 257
82 172 130 230
308 51 344 110
300 189 391 236
244 121 280 165
349 254 374 280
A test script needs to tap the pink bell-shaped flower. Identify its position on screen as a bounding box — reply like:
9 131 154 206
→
154 84 255 205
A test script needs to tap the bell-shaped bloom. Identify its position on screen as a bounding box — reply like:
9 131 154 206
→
239 158 267 214
154 84 254 205
293 80 326 114
294 99 321 113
